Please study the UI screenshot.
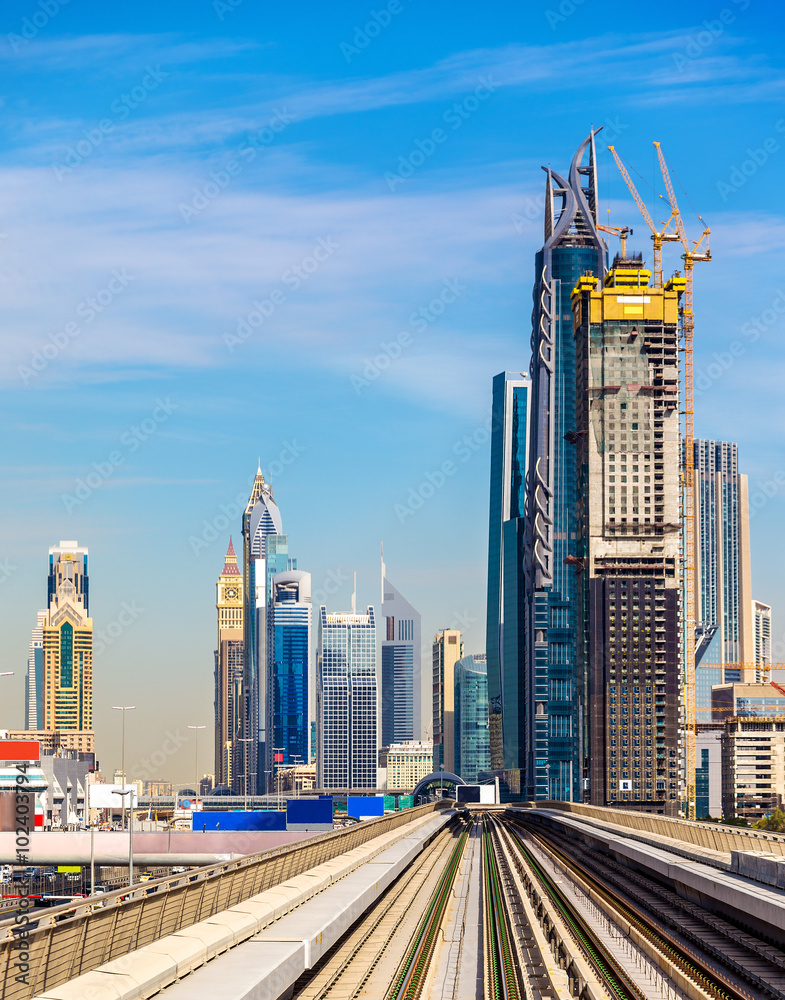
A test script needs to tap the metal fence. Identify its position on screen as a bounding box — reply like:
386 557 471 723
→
0 801 446 1000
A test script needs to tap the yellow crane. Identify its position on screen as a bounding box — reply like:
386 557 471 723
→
597 223 633 258
654 140 711 822
608 145 680 287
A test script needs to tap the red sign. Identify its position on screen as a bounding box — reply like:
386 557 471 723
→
274 753 284 763
0 740 40 762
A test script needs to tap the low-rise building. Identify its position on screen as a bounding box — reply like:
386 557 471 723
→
712 683 785 723
386 740 433 790
722 718 785 822
0 728 95 754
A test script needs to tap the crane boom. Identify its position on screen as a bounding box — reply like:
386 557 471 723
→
608 145 679 287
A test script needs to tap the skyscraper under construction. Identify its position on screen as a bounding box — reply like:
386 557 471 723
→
572 255 683 814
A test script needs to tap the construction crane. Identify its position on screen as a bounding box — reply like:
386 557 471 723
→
608 145 680 288
597 223 633 259
699 662 785 676
654 140 711 822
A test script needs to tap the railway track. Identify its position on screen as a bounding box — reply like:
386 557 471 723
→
482 815 522 1000
508 817 780 1000
290 818 469 1000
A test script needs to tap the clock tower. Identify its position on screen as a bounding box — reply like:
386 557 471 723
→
214 538 244 789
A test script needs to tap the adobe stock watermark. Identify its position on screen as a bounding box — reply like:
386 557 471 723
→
129 729 190 783
394 412 495 523
7 0 71 54
544 0 590 30
671 0 751 73
313 567 352 607
0 559 17 585
188 440 306 555
716 119 785 201
339 0 410 62
18 269 135 385
60 398 179 512
350 278 466 394
748 471 785 519
93 601 145 656
222 238 339 352
695 288 785 395
213 0 248 20
385 77 496 192
52 67 168 180
179 107 296 223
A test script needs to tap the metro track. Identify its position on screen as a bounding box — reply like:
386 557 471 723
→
508 816 785 1000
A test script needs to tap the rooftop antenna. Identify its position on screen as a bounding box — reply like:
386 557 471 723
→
380 542 385 606
351 572 357 614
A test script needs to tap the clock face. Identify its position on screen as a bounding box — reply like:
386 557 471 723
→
225 586 238 600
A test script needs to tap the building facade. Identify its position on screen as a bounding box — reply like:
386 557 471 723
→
242 465 290 793
695 724 723 820
25 610 47 730
386 740 433 790
573 256 682 814
524 131 607 802
722 718 785 822
42 541 93 736
711 682 785 722
486 372 530 773
753 600 772 682
214 539 244 789
693 440 754 719
317 607 377 789
271 570 311 767
432 629 463 773
380 551 420 746
454 654 490 783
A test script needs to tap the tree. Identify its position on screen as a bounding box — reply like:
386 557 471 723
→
753 808 785 833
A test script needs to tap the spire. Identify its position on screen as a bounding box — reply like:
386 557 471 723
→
245 460 267 512
380 541 385 606
221 537 240 576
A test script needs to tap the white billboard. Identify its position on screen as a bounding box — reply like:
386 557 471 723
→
88 783 138 808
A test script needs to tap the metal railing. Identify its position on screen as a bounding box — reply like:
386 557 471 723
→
0 801 447 1000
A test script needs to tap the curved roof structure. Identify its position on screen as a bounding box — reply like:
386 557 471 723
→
411 770 465 801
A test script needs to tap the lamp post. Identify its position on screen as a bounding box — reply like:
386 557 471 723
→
237 738 253 811
116 789 135 886
187 726 207 809
112 706 136 830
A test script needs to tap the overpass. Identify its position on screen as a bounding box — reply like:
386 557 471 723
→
3 800 785 1000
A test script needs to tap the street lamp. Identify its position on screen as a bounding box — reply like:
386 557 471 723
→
0 672 14 676
187 726 207 808
112 706 136 830
237 738 253 811
116 788 135 886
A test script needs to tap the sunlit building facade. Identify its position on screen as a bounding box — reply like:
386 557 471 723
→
454 654 490 783
272 570 312 767
214 538 244 789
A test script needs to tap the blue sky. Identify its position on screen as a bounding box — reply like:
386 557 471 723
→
1 0 784 782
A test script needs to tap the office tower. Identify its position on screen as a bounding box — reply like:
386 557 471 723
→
753 600 772 682
432 629 463 773
316 606 377 789
214 539 244 789
380 549 420 746
573 255 682 814
454 654 490 783
25 610 47 730
386 740 433 790
271 570 312 767
241 463 290 793
711 681 785 721
42 541 93 735
524 131 607 802
693 440 754 719
486 371 530 773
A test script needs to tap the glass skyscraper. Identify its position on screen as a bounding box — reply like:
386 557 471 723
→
524 131 607 801
381 550 420 746
693 440 753 720
272 570 312 767
25 609 47 731
454 654 490 783
317 607 377 789
486 371 530 773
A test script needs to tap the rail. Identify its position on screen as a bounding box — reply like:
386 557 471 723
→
0 801 448 1000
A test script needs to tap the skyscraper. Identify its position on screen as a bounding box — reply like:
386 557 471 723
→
42 541 93 737
380 549 420 746
432 629 463 773
523 131 607 801
241 464 289 793
272 570 312 767
454 653 490 783
693 440 754 719
753 600 772 682
573 255 683 814
214 539 244 789
486 371 530 773
317 606 377 789
25 610 47 730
